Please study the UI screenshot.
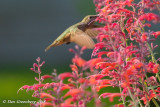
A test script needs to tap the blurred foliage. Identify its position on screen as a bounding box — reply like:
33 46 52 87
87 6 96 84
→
76 0 96 15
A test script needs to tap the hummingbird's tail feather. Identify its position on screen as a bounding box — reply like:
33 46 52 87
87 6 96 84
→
45 40 61 52
45 45 52 52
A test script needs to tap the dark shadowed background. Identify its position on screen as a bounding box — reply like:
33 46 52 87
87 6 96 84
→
0 0 160 107
0 0 97 107
0 0 96 66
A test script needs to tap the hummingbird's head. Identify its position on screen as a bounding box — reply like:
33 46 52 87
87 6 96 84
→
81 15 99 24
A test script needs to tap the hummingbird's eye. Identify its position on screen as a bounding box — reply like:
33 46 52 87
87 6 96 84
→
89 16 98 19
89 16 94 19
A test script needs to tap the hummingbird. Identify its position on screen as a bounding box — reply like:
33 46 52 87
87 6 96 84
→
45 15 100 52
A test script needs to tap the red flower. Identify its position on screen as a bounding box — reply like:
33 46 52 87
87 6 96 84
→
58 72 73 80
72 56 86 67
153 64 159 73
60 85 71 91
138 13 159 23
99 93 122 102
84 58 104 71
70 64 78 72
98 34 109 42
40 102 54 107
89 74 107 80
32 84 45 91
101 66 115 74
147 62 159 73
152 31 160 38
40 93 55 100
64 89 82 98
96 62 117 69
141 33 148 42
41 75 53 80
78 78 88 84
124 0 134 7
96 85 112 92
114 104 125 107
117 8 135 14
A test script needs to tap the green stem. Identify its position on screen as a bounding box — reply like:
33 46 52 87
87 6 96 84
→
140 76 160 107
119 86 126 107
127 87 137 107
144 73 160 101
151 98 160 107
137 97 143 107
39 72 42 107
146 42 160 82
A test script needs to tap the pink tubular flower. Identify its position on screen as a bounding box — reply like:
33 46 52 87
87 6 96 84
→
114 104 125 107
152 31 160 38
58 72 73 80
32 84 45 91
96 85 112 92
41 75 53 80
72 56 86 67
101 66 115 74
40 93 55 100
63 89 82 98
20 85 32 90
96 62 117 69
138 13 159 23
147 62 159 73
99 93 122 102
40 102 54 107
83 58 104 71
70 64 78 72
141 33 148 42
117 8 135 14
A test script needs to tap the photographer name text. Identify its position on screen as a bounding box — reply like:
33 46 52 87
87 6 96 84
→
2 99 45 104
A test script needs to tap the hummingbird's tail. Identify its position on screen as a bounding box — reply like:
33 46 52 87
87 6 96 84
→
45 40 61 52
45 45 52 52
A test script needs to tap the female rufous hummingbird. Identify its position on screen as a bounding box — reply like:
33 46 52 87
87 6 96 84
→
45 15 100 52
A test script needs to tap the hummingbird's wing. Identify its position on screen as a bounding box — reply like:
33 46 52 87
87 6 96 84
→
84 25 101 38
70 30 95 49
77 24 101 38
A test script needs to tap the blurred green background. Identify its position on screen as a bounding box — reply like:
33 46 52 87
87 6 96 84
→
1 0 160 107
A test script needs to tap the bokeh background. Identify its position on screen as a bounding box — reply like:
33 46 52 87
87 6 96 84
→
0 0 97 107
0 0 160 107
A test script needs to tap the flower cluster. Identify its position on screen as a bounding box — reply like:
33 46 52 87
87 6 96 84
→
92 0 160 106
19 0 160 107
